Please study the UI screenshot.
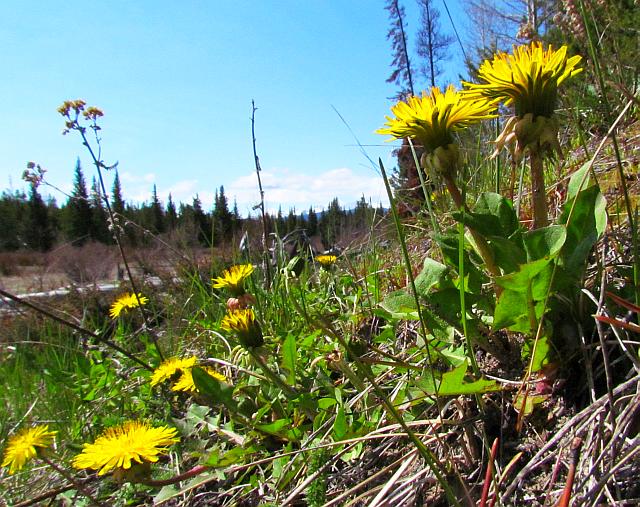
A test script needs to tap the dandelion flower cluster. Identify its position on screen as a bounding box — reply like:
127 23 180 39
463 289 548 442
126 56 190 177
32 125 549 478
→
221 308 264 348
73 421 179 477
212 264 254 295
150 356 198 387
377 85 498 152
109 293 148 319
172 367 227 393
2 425 57 474
315 254 337 266
464 41 583 119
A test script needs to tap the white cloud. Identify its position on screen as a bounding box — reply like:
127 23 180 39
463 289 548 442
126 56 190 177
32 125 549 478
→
227 167 387 215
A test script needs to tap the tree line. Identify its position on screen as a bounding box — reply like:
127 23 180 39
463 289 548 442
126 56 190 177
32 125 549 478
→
0 160 382 253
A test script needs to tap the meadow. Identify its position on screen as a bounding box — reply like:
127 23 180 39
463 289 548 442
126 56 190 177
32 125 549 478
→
1 37 640 507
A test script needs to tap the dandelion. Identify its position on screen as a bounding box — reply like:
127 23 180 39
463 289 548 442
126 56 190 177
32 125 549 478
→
377 86 502 277
172 367 227 393
377 85 497 176
2 425 57 474
212 264 254 296
464 42 583 228
109 292 148 319
464 42 582 119
220 308 264 348
150 356 198 387
72 421 179 479
315 254 337 267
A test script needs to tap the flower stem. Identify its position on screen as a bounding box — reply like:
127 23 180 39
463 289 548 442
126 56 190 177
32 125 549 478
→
529 148 549 229
140 464 209 487
442 174 502 280
40 456 106 507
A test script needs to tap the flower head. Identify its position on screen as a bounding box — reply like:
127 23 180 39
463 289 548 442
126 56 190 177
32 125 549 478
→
2 425 57 474
109 293 148 319
72 421 179 478
212 264 254 295
377 85 498 152
172 367 227 392
220 308 264 348
315 254 337 267
464 42 583 119
150 356 198 387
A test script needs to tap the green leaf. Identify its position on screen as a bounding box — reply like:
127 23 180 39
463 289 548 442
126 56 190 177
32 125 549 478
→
523 225 566 261
416 364 501 396
379 289 419 318
566 162 592 200
333 406 347 440
282 334 297 385
414 258 450 295
523 334 552 372
493 289 547 332
487 236 526 274
495 258 552 293
453 192 520 238
559 184 607 280
192 367 237 412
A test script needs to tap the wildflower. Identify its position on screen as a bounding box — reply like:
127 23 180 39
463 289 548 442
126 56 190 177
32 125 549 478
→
2 425 57 474
464 42 582 228
150 356 198 387
172 367 227 393
315 254 337 266
109 293 149 319
72 421 179 478
465 42 582 119
377 85 497 176
212 264 254 296
221 308 264 348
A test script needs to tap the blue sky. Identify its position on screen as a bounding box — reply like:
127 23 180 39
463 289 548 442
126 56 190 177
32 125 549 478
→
0 1 468 215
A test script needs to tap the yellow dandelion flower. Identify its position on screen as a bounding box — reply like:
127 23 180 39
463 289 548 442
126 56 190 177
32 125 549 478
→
212 263 254 294
463 42 583 119
72 421 179 477
150 356 198 387
315 254 337 266
220 308 264 348
377 85 498 152
172 367 227 392
109 293 148 319
2 425 57 474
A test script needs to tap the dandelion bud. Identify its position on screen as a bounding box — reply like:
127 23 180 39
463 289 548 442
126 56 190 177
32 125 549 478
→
221 309 264 349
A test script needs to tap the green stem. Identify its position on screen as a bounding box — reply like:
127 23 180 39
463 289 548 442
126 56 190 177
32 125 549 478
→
442 174 501 280
529 148 549 229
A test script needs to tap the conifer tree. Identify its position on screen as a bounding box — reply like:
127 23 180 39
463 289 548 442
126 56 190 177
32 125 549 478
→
415 0 454 88
111 170 125 217
150 184 166 234
0 191 26 251
213 185 232 243
90 176 110 243
25 182 55 251
385 0 415 99
307 206 318 237
166 193 177 231
66 158 92 245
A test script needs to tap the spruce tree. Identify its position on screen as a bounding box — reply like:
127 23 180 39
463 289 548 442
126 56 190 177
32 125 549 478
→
111 170 125 217
66 159 93 246
213 186 232 242
90 176 110 243
415 0 454 88
0 191 26 251
166 193 178 231
25 182 55 251
307 206 318 237
150 184 165 234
